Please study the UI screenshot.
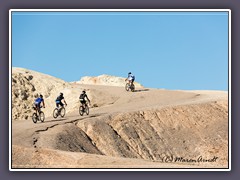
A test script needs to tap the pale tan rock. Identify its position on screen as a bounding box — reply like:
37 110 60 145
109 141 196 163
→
76 74 143 88
11 67 228 169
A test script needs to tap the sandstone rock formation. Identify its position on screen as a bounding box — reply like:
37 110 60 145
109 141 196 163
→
11 67 229 169
12 67 79 120
12 68 122 120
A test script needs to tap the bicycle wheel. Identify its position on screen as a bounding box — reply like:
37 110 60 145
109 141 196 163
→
60 107 66 117
53 108 58 118
32 113 37 123
39 111 45 122
79 106 84 116
85 106 89 115
131 84 135 92
125 83 130 91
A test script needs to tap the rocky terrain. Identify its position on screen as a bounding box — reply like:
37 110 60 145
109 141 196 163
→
12 68 135 121
11 67 229 169
75 74 143 88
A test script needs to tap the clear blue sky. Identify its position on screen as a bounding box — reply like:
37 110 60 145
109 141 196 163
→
12 11 229 90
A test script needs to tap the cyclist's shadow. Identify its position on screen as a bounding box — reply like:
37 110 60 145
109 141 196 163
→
42 112 107 123
43 118 67 123
134 89 149 92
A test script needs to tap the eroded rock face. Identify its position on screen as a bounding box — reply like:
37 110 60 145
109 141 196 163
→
11 68 136 120
12 72 37 120
12 67 76 120
11 67 229 168
76 101 228 165
76 74 143 88
31 100 228 167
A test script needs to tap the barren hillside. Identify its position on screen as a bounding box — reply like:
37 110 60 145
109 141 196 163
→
11 67 229 169
12 68 141 120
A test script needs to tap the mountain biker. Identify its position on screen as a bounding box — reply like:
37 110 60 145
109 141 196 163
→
33 94 45 114
56 92 67 109
79 90 90 109
125 72 135 87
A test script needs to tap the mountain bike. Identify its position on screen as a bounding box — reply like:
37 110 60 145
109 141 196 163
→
32 106 45 123
53 105 66 118
125 82 135 92
79 102 89 116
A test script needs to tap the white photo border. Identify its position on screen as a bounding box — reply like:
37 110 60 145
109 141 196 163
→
9 9 231 171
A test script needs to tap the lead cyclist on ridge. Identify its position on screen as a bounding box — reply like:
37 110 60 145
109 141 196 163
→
125 72 135 87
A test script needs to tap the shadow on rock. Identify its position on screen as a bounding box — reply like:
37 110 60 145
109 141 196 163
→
134 89 150 92
43 118 67 123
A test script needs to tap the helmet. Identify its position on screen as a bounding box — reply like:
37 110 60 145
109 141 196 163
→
82 90 86 94
39 94 43 98
60 92 63 96
128 72 132 74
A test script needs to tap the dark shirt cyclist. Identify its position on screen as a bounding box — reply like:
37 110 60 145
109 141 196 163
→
79 90 90 108
56 92 67 109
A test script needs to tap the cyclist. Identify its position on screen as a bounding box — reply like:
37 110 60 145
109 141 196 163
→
33 94 45 114
79 90 91 109
56 92 67 109
125 72 135 87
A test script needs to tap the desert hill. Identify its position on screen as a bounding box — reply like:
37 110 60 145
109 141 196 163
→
12 68 143 120
11 67 229 169
12 67 71 120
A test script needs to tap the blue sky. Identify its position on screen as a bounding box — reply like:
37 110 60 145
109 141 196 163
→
12 11 229 90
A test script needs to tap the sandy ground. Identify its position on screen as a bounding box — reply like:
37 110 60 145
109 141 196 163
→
11 83 228 169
